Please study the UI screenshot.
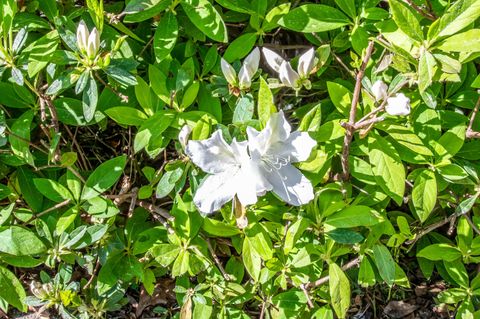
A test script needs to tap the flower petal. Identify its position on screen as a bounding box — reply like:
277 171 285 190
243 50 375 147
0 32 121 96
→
186 130 238 174
243 47 260 76
386 93 411 116
262 47 284 73
87 28 100 58
238 65 252 89
193 170 239 214
247 111 292 157
297 48 315 78
261 164 314 206
221 58 237 85
279 61 300 88
269 131 316 163
371 80 388 101
76 21 88 53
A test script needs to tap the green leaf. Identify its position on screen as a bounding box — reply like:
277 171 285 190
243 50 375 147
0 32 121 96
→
82 75 98 122
427 0 480 42
358 257 376 287
271 290 307 319
81 155 127 200
327 228 364 244
124 0 170 23
433 125 466 160
372 244 396 286
223 33 257 62
233 93 254 124
0 265 27 312
151 244 181 267
412 169 437 222
246 224 273 260
368 134 405 205
105 107 148 126
418 51 436 93
134 111 175 153
172 250 190 277
379 124 433 156
154 11 178 63
278 4 350 33
202 218 241 237
329 263 350 319
388 0 423 42
9 110 34 166
156 167 184 198
327 81 352 116
436 29 480 52
17 167 43 212
242 235 261 281
335 0 356 19
417 243 462 261
181 0 228 43
325 205 381 228
257 77 276 128
33 179 73 203
436 164 469 182
0 226 46 256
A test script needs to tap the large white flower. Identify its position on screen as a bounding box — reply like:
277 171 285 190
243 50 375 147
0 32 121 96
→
186 131 266 214
385 93 411 116
246 111 316 206
221 48 260 90
262 47 316 89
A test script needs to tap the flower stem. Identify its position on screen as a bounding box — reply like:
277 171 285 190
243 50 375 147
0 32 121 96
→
234 196 248 229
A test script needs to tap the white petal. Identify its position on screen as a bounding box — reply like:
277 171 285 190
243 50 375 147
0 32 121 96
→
261 164 314 206
221 58 237 85
193 170 239 214
262 47 284 73
265 110 291 143
87 28 100 58
297 48 315 78
178 125 192 149
76 21 88 53
371 80 388 101
186 130 238 174
386 93 411 116
236 158 271 206
279 61 300 88
269 131 316 163
247 111 292 158
243 47 260 77
238 65 252 89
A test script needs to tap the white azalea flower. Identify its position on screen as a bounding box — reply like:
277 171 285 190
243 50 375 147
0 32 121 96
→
385 93 411 116
262 47 316 89
246 111 316 205
187 112 316 214
186 131 265 214
76 21 100 59
221 47 260 91
371 80 388 101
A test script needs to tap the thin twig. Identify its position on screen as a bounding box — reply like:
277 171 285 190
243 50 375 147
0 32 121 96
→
401 0 436 20
464 214 480 236
306 257 361 289
23 199 72 225
205 237 231 281
94 72 129 103
466 96 480 138
83 257 101 290
341 40 375 181
300 284 314 308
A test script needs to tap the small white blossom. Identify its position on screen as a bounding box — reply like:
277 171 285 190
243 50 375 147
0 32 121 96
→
187 111 316 214
76 21 100 59
262 47 316 89
386 93 411 116
371 80 388 101
221 48 260 90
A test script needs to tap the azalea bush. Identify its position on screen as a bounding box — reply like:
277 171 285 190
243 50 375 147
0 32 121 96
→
0 0 479 318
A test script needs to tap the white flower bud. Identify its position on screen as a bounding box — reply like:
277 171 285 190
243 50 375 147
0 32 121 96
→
87 27 100 59
76 21 89 54
297 48 315 78
386 93 411 116
262 47 284 73
179 125 192 150
279 61 300 89
221 58 237 86
371 80 388 101
238 48 260 89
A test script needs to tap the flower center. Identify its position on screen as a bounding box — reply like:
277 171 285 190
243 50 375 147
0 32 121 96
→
262 154 290 171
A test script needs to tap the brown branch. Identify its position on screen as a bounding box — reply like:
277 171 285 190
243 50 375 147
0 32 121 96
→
467 96 480 138
306 257 361 290
341 40 375 181
23 199 72 225
300 284 314 308
205 237 231 281
401 0 436 21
